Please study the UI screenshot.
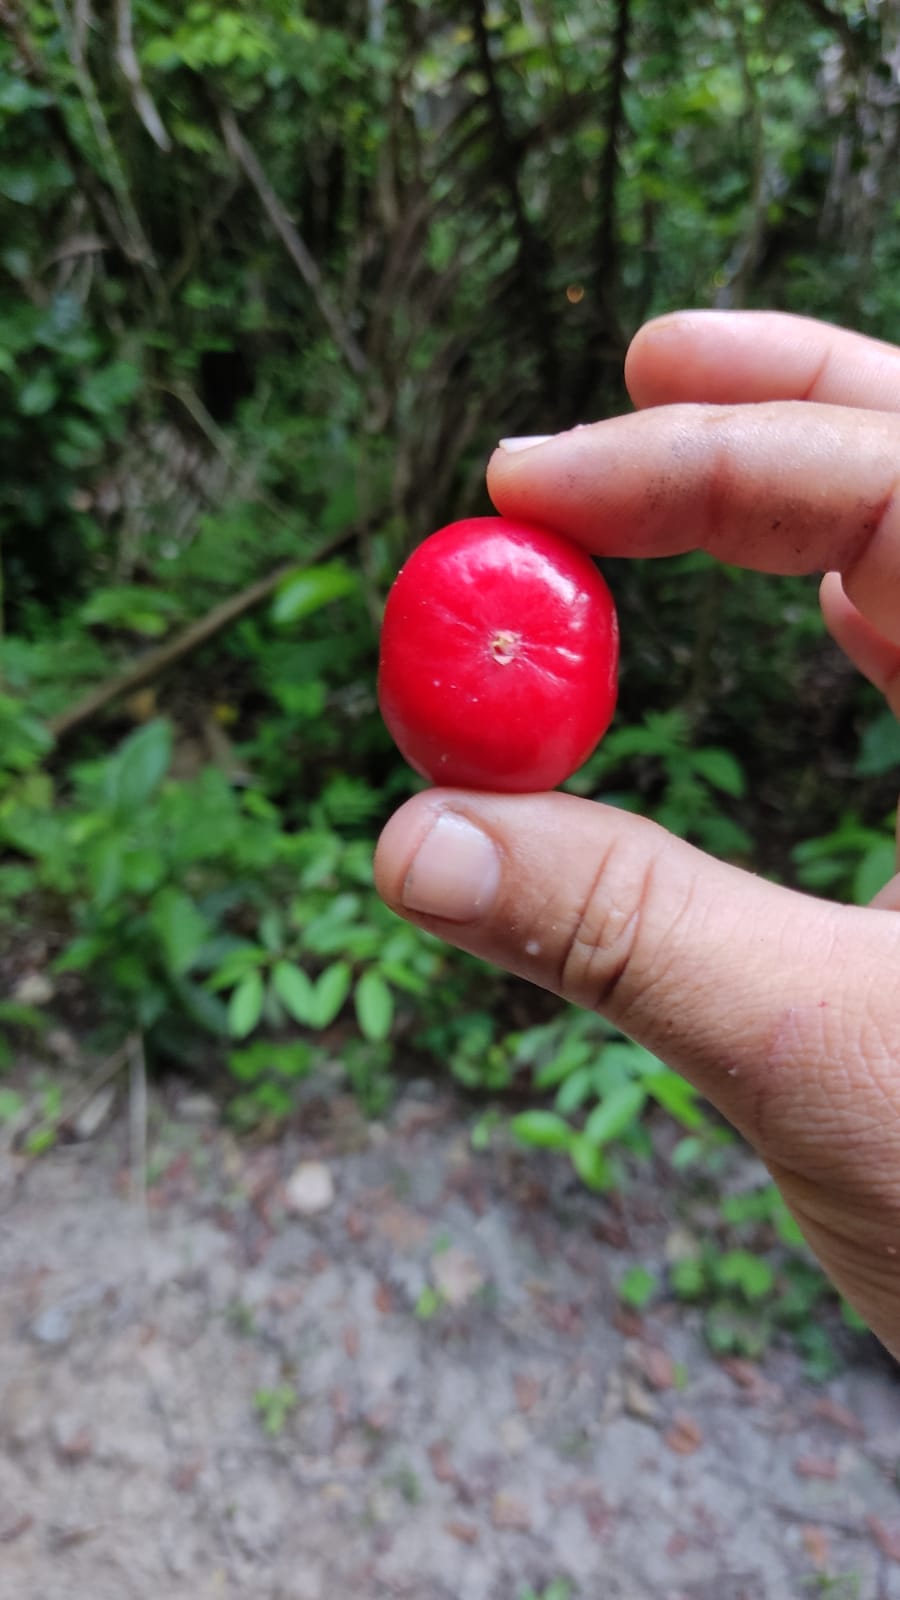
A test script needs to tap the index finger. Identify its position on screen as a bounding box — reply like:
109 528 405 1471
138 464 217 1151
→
625 310 900 412
486 401 900 641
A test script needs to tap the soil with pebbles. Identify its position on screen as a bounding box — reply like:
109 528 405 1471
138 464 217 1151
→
1 1071 900 1600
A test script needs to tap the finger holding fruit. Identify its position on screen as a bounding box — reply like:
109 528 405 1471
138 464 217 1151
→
375 309 900 1361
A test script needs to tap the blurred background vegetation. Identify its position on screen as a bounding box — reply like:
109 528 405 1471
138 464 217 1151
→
1 0 900 1283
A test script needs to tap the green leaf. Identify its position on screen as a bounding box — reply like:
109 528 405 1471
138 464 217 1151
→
259 908 284 953
569 1134 613 1191
80 584 180 635
599 1040 661 1080
533 1039 593 1089
121 846 165 894
379 960 428 996
79 360 141 415
645 1070 705 1130
771 1197 806 1250
271 561 358 625
87 833 124 907
554 1064 597 1115
272 960 316 1025
704 1301 771 1360
106 721 172 817
618 1265 659 1309
0 1087 24 1121
691 746 745 796
354 970 394 1042
18 371 58 415
268 1041 314 1079
856 710 900 776
583 1082 646 1148
136 983 167 1029
228 1039 313 1082
671 1256 707 1300
149 887 210 976
208 945 269 990
228 969 265 1039
509 1109 573 1150
0 1000 46 1031
170 976 229 1036
415 1286 443 1320
852 838 896 905
310 961 351 1027
25 1127 56 1157
713 1249 775 1303
55 934 106 974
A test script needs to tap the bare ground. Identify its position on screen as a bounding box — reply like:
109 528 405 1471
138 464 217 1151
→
1 1072 900 1600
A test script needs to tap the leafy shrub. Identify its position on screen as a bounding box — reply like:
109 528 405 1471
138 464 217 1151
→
508 1010 706 1190
0 715 446 1120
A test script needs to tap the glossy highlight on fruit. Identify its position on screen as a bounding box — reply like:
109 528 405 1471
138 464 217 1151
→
378 516 619 792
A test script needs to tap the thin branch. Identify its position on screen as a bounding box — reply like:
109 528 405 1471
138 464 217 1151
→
0 1 148 273
153 379 307 529
51 0 159 273
59 1043 129 1134
163 179 238 296
219 106 368 378
470 0 558 400
73 0 90 55
114 0 171 152
792 0 863 67
571 0 632 416
128 1032 148 1225
715 7 769 309
594 0 632 307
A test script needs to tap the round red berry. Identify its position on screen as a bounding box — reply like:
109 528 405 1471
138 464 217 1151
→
378 516 618 792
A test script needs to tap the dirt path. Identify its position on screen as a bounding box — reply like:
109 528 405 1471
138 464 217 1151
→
1 1075 900 1600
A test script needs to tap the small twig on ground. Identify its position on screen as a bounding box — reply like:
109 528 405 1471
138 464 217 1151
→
127 1031 147 1227
59 1042 130 1133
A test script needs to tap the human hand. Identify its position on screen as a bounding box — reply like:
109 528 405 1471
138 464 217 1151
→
375 310 900 1360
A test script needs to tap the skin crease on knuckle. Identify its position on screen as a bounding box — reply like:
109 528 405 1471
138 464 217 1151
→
693 406 875 572
553 825 708 1034
553 827 668 1014
840 474 900 638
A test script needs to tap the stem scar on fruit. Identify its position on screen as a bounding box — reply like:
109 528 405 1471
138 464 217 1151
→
490 630 521 666
378 516 618 794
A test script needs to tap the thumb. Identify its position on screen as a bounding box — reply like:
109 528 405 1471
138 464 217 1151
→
374 790 900 1189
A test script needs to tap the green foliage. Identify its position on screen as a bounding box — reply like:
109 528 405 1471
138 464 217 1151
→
566 710 751 859
617 1265 659 1310
271 562 360 626
80 586 183 638
253 1384 297 1437
508 1008 706 1190
792 813 896 905
0 712 445 1121
670 1179 867 1377
0 1087 25 1123
801 1577 862 1600
414 1286 443 1322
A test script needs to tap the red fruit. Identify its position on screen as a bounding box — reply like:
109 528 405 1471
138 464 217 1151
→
377 516 618 792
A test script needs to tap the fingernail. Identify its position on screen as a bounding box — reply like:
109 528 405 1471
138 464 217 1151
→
402 812 501 923
497 434 556 453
